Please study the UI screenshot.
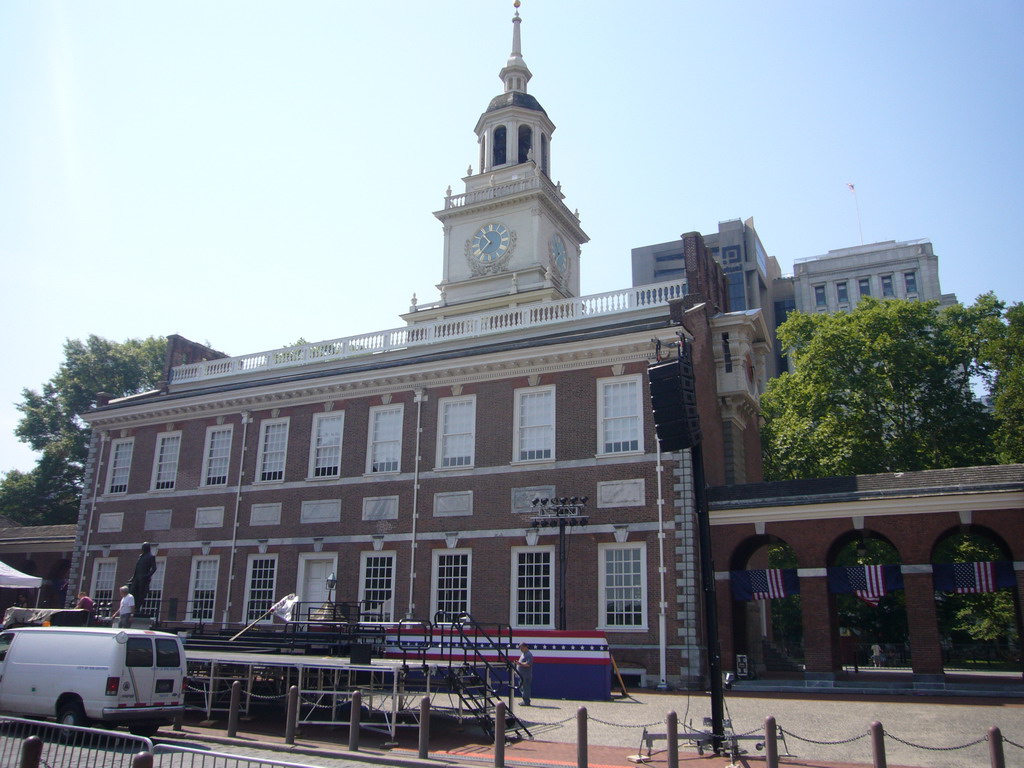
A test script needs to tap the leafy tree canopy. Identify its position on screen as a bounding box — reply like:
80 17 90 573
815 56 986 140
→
980 301 1024 463
2 335 167 525
761 295 1007 480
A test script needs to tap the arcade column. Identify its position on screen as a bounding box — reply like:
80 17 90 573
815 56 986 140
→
799 572 841 680
903 569 944 678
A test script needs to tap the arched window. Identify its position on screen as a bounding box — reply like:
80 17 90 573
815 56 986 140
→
541 134 549 176
492 126 507 167
518 125 533 164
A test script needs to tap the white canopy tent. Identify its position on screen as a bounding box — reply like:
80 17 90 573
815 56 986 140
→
0 561 42 589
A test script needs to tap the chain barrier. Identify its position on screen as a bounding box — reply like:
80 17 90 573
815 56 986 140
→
885 730 987 752
184 680 288 701
518 713 577 728
781 726 868 746
586 716 664 729
1003 735 1024 750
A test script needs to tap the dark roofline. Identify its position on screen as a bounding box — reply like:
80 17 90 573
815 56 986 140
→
709 464 1024 509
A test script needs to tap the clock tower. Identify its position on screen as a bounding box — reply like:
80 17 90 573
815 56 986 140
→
430 2 588 311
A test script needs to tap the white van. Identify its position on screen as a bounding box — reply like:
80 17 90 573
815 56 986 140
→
0 627 186 736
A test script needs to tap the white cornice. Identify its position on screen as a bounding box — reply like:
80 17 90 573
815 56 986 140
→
710 490 1024 527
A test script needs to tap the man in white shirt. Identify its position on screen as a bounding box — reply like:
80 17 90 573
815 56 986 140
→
113 585 135 628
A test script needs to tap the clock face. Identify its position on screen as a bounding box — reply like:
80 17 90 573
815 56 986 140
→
471 223 512 263
550 234 568 272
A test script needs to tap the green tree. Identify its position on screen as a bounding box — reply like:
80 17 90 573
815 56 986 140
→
761 296 1002 480
981 302 1024 463
1 335 167 525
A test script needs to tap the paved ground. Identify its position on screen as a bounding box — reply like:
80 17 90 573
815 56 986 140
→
156 688 1024 768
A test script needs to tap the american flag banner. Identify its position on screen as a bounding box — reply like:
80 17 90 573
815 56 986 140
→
933 561 1015 594
730 569 800 601
828 564 903 607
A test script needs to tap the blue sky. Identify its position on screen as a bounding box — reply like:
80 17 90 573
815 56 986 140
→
1 1 1022 474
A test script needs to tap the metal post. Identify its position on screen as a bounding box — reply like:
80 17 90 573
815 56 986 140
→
576 706 588 768
495 701 506 768
666 711 678 768
693 441 724 755
558 519 567 630
227 680 241 738
19 736 42 768
418 696 431 759
764 716 778 768
285 685 299 745
349 690 362 751
870 721 886 768
132 754 154 768
989 726 1005 768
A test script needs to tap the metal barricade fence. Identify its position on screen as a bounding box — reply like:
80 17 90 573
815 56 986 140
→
0 715 153 768
152 744 331 767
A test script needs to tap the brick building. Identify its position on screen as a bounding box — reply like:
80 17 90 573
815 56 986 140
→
70 8 769 690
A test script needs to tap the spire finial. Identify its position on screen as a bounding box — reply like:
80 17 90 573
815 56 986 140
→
502 0 531 93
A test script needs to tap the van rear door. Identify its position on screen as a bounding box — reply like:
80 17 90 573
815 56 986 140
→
119 635 183 708
120 637 157 706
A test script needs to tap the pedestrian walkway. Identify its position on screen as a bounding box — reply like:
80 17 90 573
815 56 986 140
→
159 687 1023 768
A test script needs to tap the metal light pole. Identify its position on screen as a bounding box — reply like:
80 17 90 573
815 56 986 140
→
531 497 589 631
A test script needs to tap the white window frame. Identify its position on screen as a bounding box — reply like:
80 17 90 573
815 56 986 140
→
255 417 289 483
201 425 233 487
431 548 472 620
243 554 279 623
513 386 555 463
366 404 404 474
359 551 396 622
106 437 134 494
309 412 344 479
510 545 555 629
881 273 895 297
597 375 643 456
436 395 476 469
187 555 220 622
598 541 648 631
150 430 182 491
91 558 118 613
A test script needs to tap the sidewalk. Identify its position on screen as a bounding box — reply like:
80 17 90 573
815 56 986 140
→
166 690 951 768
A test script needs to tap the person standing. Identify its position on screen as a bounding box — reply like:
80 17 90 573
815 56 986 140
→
75 591 95 625
516 642 534 706
128 542 158 616
113 586 135 628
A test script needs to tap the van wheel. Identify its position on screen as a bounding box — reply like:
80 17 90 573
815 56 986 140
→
129 721 160 737
57 702 88 728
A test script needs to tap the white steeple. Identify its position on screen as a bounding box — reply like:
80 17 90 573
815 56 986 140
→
422 0 589 314
500 1 532 94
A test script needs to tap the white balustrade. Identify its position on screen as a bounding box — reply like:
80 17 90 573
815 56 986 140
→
169 279 687 384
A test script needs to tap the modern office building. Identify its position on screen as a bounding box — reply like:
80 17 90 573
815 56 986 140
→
784 238 957 315
632 218 785 377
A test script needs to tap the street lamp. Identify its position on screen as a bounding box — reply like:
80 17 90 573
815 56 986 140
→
530 496 589 630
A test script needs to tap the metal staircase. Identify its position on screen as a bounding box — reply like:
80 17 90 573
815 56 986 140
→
438 612 532 740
